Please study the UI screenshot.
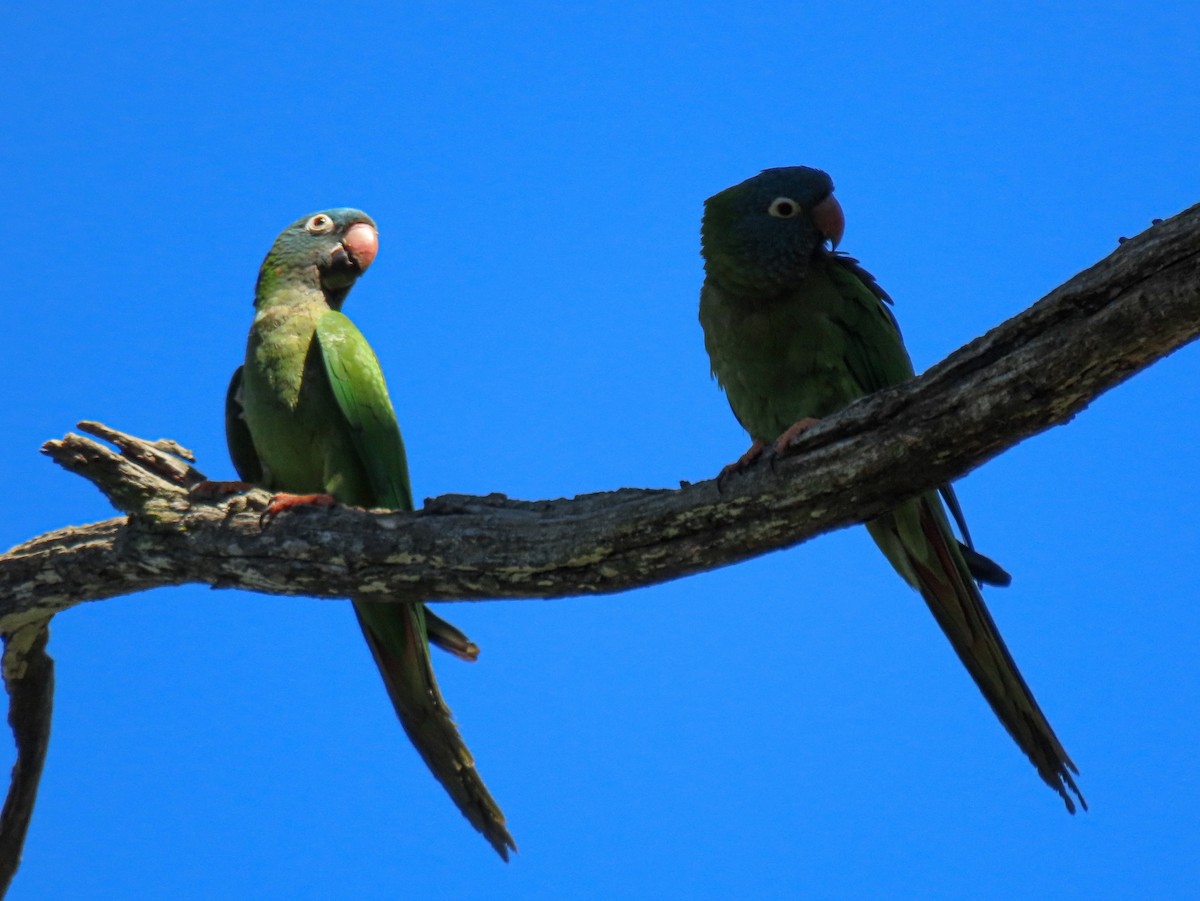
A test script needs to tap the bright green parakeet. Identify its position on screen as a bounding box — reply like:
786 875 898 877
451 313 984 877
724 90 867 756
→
225 208 515 858
698 167 1083 811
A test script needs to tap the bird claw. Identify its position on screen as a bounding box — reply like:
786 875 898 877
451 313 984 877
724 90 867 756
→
259 492 337 528
716 420 823 488
772 418 822 457
715 439 767 492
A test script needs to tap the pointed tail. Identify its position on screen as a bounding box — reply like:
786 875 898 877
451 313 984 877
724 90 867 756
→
866 494 1085 812
425 607 481 662
353 599 516 859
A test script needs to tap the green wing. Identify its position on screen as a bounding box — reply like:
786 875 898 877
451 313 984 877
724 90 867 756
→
315 311 515 856
826 255 1009 585
824 253 915 394
315 311 412 511
828 255 1079 806
224 365 263 484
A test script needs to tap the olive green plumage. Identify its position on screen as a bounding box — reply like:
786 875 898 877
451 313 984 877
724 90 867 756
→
227 208 514 858
699 167 1083 811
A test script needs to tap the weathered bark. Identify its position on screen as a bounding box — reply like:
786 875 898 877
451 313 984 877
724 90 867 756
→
2 202 1198 620
0 201 1196 896
0 623 52 897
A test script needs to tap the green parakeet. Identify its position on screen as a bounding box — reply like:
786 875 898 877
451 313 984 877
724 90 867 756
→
698 167 1083 811
225 208 515 858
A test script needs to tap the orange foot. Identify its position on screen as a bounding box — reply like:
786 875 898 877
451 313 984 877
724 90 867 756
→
260 492 337 527
773 417 822 456
717 439 767 489
188 480 258 501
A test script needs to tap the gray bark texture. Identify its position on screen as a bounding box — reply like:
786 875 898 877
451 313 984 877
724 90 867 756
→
0 201 1197 895
4 204 1199 618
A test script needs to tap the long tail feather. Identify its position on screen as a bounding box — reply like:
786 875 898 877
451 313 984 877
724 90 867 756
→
866 495 1084 812
353 599 516 859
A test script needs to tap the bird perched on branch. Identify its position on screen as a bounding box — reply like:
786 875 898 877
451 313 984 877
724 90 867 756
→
698 167 1083 811
224 208 515 858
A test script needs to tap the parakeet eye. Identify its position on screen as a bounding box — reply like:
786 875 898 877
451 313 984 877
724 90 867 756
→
305 214 335 235
767 197 801 219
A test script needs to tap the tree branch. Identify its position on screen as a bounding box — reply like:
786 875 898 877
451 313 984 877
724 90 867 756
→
0 202 1195 896
3 203 1197 620
0 623 52 897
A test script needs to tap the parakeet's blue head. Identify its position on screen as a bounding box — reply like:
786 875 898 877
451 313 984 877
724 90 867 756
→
701 167 844 294
256 208 378 308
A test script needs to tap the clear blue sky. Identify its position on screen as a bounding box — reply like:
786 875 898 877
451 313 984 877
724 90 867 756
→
5 3 1199 898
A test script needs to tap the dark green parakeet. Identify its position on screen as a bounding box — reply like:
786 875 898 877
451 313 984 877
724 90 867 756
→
225 209 515 858
698 167 1083 811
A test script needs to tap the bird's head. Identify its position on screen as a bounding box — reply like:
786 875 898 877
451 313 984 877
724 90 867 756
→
700 167 844 294
256 208 378 308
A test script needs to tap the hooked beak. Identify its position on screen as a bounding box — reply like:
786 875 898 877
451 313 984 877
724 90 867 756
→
330 221 379 273
810 194 845 249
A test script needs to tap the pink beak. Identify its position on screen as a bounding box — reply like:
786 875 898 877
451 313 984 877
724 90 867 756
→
811 194 845 249
342 221 379 270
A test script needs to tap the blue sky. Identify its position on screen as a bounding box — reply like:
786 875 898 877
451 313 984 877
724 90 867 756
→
4 2 1199 898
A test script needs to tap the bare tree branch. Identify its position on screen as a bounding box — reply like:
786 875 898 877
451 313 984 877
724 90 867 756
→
0 202 1195 896
2 203 1197 622
0 623 52 897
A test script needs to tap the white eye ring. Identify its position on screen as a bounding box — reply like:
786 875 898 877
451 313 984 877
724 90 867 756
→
767 197 801 219
305 214 335 234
